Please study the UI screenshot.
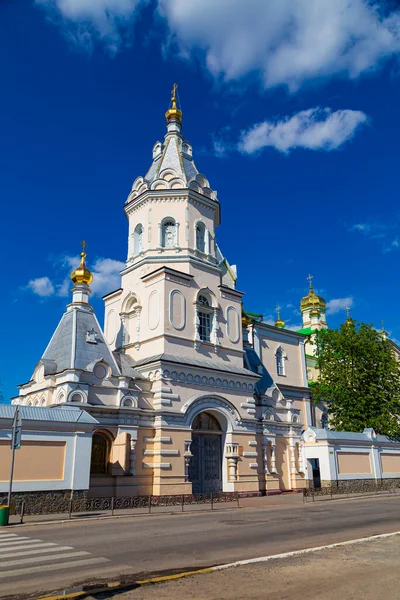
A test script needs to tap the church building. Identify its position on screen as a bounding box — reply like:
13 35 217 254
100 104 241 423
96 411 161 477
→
13 87 315 497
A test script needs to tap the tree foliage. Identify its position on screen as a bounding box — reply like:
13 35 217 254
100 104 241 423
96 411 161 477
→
311 320 400 439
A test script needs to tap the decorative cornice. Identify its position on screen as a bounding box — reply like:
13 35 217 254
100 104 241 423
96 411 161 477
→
218 285 244 299
141 266 194 284
124 188 220 222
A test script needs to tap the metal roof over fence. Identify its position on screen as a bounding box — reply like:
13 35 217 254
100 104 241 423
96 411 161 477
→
0 405 98 424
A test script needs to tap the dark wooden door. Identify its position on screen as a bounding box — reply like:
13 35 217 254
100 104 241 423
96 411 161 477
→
189 433 222 494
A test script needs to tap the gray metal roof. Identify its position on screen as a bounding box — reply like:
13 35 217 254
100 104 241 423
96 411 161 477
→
244 347 274 394
41 307 120 377
113 352 146 380
309 427 391 443
134 353 259 378
144 134 199 186
0 405 98 424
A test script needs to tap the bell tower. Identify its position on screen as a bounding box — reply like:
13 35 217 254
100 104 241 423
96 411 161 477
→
102 86 244 373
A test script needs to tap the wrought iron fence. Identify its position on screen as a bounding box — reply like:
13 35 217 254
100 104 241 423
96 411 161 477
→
303 478 400 501
1 491 240 520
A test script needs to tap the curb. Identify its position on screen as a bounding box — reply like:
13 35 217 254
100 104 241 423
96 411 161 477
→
37 530 400 600
37 568 214 600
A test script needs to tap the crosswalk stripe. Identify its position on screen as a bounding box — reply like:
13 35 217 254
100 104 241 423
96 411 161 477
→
0 534 18 539
0 537 38 546
5 545 74 559
0 537 34 546
1 550 90 568
0 557 110 579
0 542 57 554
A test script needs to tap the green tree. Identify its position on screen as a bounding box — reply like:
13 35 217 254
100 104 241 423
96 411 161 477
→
311 320 400 439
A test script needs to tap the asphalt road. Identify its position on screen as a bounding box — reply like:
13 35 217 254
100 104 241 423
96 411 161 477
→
1 494 400 598
109 534 400 600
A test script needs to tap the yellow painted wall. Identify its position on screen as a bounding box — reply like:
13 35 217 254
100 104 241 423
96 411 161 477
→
0 441 65 482
381 453 400 474
337 452 371 475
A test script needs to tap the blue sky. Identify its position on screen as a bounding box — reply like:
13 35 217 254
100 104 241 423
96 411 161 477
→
1 0 400 401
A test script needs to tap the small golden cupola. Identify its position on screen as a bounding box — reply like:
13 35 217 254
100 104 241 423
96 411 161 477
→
274 305 285 329
300 275 327 330
344 305 353 325
165 83 182 123
71 241 93 286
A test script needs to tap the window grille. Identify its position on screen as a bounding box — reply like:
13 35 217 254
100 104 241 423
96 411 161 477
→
276 348 285 376
198 311 212 342
196 224 206 253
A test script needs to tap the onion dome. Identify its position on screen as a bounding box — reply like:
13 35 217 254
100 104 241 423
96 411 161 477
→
343 305 354 325
242 313 251 328
71 241 93 286
300 275 326 313
274 305 285 329
165 83 182 123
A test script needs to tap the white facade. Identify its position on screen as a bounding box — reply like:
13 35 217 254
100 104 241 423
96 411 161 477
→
13 95 313 497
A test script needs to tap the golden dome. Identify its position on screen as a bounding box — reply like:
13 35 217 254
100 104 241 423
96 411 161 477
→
165 83 182 122
274 305 285 329
242 314 251 328
300 275 326 312
71 242 93 286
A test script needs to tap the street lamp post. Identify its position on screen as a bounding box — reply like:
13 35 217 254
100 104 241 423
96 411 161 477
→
7 405 22 509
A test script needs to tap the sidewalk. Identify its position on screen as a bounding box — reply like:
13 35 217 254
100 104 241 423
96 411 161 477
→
6 492 303 526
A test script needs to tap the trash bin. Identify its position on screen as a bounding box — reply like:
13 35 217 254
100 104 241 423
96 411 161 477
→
0 506 10 526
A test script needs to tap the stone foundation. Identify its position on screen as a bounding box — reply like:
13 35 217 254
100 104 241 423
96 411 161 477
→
308 478 400 494
1 490 88 515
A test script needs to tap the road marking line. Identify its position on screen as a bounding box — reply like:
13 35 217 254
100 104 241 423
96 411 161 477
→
0 541 56 552
5 545 74 559
1 551 90 568
211 530 400 571
0 557 110 579
0 534 19 539
136 568 214 585
0 537 35 546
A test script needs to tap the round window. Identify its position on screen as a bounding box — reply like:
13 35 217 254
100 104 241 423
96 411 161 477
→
94 363 107 379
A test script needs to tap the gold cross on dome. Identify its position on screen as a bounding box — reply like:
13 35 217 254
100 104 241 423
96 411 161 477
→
345 305 351 319
80 240 87 252
307 274 313 284
275 305 281 315
171 83 178 101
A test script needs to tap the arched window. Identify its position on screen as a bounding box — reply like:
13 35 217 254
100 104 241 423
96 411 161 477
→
196 223 206 253
162 219 177 248
133 224 143 255
192 412 221 431
197 294 212 342
90 432 111 475
276 347 285 376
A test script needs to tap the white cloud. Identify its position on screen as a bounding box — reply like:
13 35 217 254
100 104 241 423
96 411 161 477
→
25 255 124 300
35 1 400 90
159 0 400 90
238 108 367 155
326 297 353 315
90 257 125 296
349 221 399 252
27 277 55 297
35 0 142 54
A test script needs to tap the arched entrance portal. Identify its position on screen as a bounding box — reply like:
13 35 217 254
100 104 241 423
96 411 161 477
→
189 412 223 494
